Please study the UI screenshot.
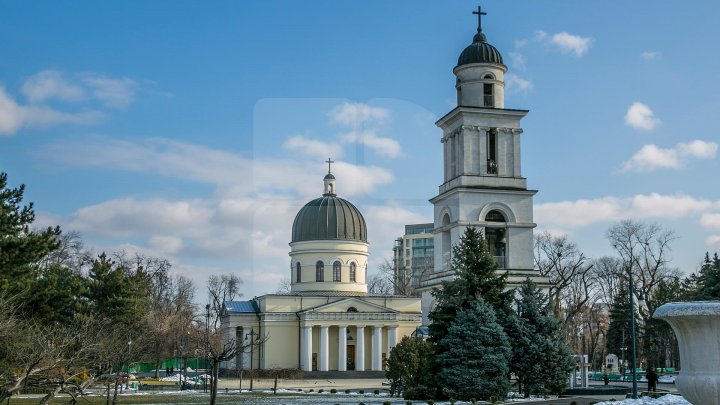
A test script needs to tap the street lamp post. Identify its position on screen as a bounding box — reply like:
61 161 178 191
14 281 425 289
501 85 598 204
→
205 304 210 394
628 274 646 399
246 329 257 391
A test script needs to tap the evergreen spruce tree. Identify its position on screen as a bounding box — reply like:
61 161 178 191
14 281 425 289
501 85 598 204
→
507 279 574 397
428 227 512 344
696 252 720 300
436 299 511 401
605 283 632 371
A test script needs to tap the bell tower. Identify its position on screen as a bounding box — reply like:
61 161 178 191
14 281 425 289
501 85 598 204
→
419 6 548 324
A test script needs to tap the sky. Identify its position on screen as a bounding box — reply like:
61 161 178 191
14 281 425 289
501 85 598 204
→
2 1 720 299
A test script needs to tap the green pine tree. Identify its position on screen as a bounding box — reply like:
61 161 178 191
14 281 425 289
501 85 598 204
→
605 283 632 371
507 279 575 397
428 226 512 344
0 173 61 300
696 252 720 300
436 299 511 401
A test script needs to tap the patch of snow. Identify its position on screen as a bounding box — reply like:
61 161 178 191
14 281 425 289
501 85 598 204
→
595 394 690 405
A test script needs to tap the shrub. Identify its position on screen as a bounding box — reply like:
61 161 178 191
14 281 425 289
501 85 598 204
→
331 388 337 393
374 389 380 395
319 389 324 393
383 402 392 405
359 389 364 394
345 389 351 394
571 402 578 405
427 400 435 405
309 389 314 392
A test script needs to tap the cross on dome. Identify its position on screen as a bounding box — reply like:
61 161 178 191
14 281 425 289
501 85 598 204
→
472 5 487 32
326 157 334 174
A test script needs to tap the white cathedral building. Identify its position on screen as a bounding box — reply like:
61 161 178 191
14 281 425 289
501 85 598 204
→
221 7 548 372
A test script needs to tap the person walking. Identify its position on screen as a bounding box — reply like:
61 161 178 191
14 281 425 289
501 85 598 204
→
646 367 659 392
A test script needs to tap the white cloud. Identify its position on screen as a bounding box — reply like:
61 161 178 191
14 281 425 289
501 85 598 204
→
641 51 661 61
282 135 343 159
700 213 720 229
81 74 137 108
707 235 720 247
340 130 402 158
622 140 717 172
535 193 714 229
677 140 718 159
625 102 661 131
508 52 526 71
21 70 85 103
0 87 104 135
148 235 184 254
329 102 389 127
68 197 214 238
514 39 527 48
505 73 533 95
535 30 593 57
40 136 394 197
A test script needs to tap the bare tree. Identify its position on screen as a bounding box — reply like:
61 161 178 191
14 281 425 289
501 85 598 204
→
607 220 678 322
367 272 393 295
275 277 292 294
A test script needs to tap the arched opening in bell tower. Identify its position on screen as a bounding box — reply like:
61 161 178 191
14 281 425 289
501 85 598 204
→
440 213 451 272
484 210 507 268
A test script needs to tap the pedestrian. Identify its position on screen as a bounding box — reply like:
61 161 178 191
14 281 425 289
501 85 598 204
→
646 367 659 392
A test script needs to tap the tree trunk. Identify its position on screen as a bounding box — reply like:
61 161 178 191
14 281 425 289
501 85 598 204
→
154 357 161 379
209 360 220 405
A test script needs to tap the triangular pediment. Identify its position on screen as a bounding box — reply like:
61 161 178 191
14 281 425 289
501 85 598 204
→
300 297 398 314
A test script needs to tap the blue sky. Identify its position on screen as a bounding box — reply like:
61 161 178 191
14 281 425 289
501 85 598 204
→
2 1 720 298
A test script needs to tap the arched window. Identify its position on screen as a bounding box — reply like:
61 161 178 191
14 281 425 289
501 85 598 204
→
483 74 494 107
485 210 506 222
349 263 356 282
296 262 301 283
315 261 324 282
333 261 341 282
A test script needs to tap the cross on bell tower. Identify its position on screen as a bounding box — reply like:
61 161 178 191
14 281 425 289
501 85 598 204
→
472 6 487 32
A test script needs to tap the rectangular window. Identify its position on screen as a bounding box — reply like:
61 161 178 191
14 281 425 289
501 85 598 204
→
487 129 497 174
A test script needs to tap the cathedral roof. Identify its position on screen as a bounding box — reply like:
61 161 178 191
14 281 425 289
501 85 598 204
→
457 30 504 68
291 184 367 243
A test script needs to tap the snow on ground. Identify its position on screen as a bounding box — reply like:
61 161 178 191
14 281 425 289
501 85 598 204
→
595 394 690 405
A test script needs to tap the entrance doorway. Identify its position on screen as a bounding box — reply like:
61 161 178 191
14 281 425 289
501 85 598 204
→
347 345 355 370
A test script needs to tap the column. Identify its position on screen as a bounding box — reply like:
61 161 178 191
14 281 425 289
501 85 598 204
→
338 326 347 371
372 326 382 371
300 326 312 372
319 325 329 371
387 326 397 356
355 326 365 371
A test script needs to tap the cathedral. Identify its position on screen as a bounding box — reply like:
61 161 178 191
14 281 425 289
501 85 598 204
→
221 168 422 372
221 7 548 372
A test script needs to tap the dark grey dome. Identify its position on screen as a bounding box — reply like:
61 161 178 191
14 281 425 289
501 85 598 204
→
292 196 367 243
457 31 504 67
324 173 335 180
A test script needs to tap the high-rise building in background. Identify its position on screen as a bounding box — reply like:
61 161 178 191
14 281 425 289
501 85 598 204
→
392 223 434 296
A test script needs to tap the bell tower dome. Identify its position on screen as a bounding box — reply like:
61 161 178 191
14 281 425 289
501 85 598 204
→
455 6 507 109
